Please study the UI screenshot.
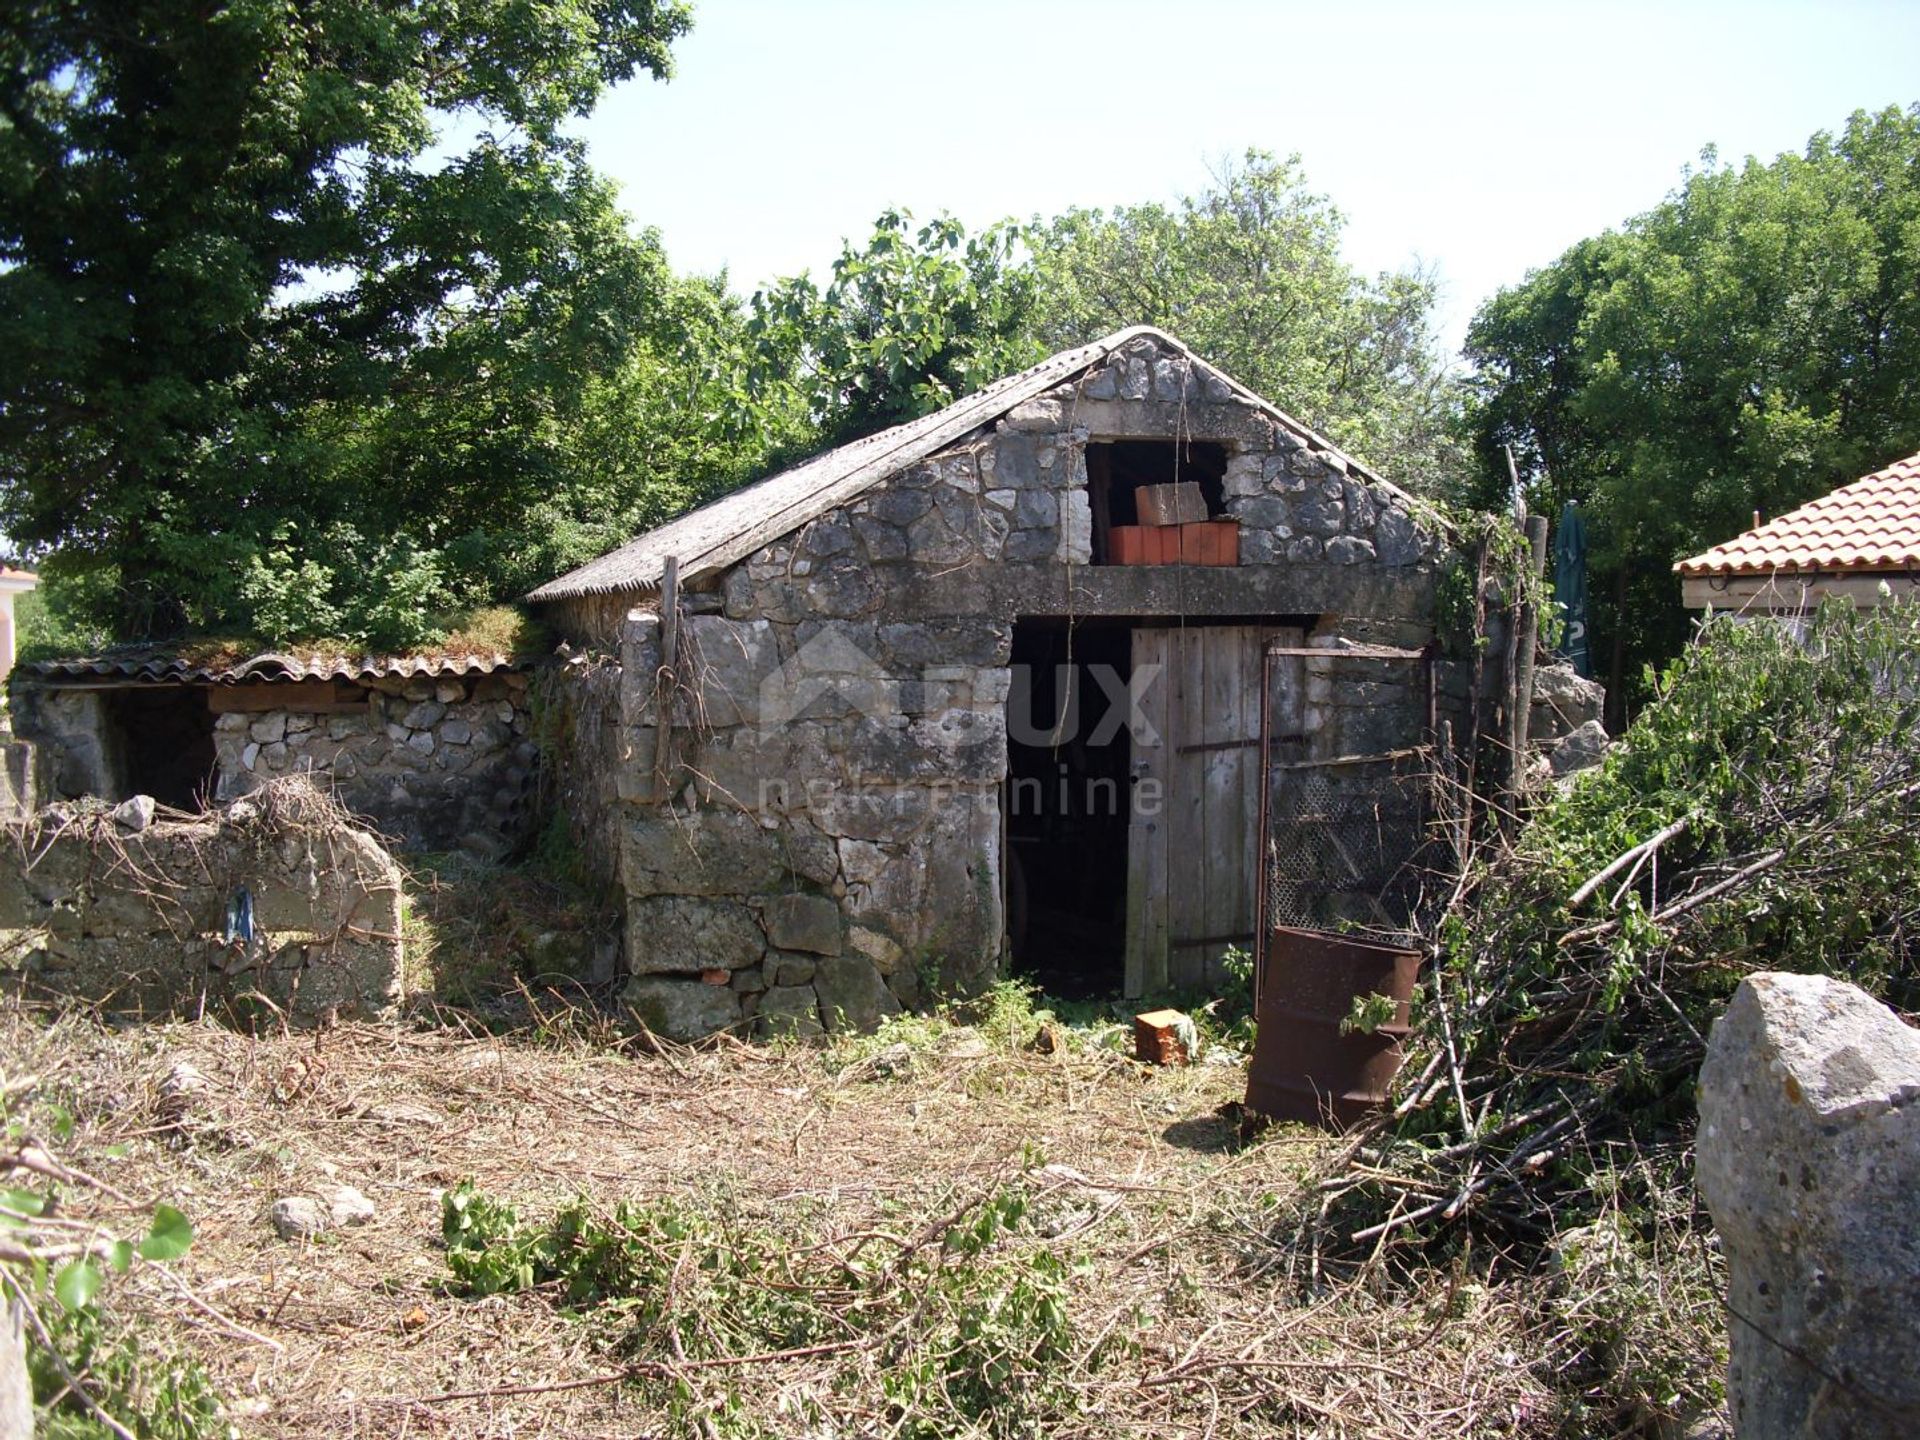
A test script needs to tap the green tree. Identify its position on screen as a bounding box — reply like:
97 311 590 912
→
1464 105 1920 720
0 0 704 646
1028 150 1460 492
749 210 1043 449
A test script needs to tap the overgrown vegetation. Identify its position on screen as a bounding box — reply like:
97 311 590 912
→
1303 599 1920 1430
1465 103 1920 714
4 0 1458 655
401 847 618 1016
2 1061 219 1438
440 1174 1084 1437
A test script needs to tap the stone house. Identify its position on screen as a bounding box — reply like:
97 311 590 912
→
530 327 1590 1040
11 650 538 853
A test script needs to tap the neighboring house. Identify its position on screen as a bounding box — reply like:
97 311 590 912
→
0 567 38 698
1675 451 1920 612
10 649 537 852
528 326 1602 1039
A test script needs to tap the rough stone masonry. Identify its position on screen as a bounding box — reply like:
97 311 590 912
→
580 333 1486 1040
1697 971 1920 1439
209 669 539 854
531 330 1608 1041
13 667 538 855
0 776 405 1022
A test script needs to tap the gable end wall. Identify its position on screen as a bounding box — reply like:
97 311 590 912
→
595 335 1464 1039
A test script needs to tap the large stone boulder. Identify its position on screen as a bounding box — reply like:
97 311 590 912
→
1696 972 1920 1439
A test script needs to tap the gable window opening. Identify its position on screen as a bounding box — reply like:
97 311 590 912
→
1085 439 1232 565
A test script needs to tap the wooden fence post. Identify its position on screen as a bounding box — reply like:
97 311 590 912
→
651 556 680 801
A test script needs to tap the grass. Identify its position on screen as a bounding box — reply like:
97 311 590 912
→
0 990 1594 1440
0 851 1729 1438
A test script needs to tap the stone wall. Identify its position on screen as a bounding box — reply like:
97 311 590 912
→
9 686 119 800
210 671 537 855
0 777 404 1022
585 333 1467 1039
14 669 539 856
0 737 36 820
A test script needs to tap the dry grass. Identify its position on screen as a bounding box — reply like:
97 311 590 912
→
0 998 1564 1439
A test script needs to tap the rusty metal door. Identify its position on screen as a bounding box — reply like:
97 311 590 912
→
1124 624 1302 996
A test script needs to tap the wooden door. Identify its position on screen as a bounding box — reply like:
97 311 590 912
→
1125 624 1303 995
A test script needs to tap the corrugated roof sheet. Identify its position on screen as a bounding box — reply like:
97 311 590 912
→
20 649 524 686
528 325 1396 602
1675 452 1920 576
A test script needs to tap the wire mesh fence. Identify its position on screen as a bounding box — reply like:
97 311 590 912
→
1262 756 1429 938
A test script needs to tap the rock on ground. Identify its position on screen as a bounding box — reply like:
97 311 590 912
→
270 1196 329 1241
271 1185 375 1240
1548 718 1610 777
319 1184 375 1228
1696 971 1920 1439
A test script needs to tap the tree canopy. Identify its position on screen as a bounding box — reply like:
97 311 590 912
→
748 211 1042 452
1462 105 1920 718
28 5 1912 685
745 155 1459 489
0 0 782 648
1028 152 1461 493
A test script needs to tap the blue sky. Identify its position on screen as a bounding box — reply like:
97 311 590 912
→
572 0 1920 357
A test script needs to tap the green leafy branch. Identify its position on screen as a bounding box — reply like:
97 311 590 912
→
2 1070 217 1439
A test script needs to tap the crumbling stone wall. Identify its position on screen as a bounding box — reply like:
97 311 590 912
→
0 778 404 1022
14 670 538 855
210 671 537 854
595 334 1469 1039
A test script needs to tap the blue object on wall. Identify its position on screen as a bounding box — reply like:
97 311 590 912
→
223 886 255 946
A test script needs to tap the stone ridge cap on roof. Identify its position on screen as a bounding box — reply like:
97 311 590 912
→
527 324 1408 602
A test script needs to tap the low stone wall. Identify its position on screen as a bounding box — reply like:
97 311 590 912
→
0 737 35 819
1697 972 1920 1439
211 671 538 854
13 668 540 855
0 778 404 1022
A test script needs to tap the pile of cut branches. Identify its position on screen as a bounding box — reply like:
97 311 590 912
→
1311 599 1920 1260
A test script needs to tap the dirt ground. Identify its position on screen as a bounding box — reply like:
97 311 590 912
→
2 999 1557 1439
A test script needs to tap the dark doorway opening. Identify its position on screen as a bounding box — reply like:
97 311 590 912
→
1004 619 1134 999
107 687 217 810
1086 439 1229 562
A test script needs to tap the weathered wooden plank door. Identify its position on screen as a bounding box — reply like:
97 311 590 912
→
1125 624 1303 996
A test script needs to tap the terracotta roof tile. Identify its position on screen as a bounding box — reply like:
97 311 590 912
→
1675 452 1920 576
